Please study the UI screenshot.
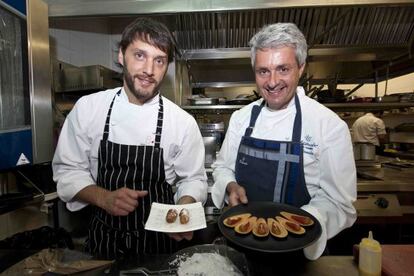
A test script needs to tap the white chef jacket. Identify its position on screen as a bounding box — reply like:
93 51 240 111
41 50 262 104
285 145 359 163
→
211 87 357 260
352 113 386 146
53 87 207 211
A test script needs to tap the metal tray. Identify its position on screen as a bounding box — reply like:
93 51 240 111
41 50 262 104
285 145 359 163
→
218 202 322 253
188 98 219 105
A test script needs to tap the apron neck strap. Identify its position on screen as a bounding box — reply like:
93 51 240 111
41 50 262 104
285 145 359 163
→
103 89 122 140
244 101 265 137
292 94 302 142
154 96 164 148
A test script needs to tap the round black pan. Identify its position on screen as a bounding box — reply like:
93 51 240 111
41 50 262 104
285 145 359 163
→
218 202 322 253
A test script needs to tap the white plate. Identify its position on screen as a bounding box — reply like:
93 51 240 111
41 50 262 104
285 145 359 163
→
145 202 206 233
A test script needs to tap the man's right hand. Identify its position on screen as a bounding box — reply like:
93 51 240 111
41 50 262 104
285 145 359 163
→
98 187 148 216
226 181 248 207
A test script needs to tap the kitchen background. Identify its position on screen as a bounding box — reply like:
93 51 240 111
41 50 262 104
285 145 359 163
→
1 0 414 259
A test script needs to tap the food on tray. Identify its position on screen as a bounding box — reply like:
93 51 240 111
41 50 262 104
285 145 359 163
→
267 218 288 238
222 209 314 238
280 211 314 226
223 213 252 228
234 216 257 234
179 208 190 224
252 218 269 238
276 216 305 235
166 208 178 223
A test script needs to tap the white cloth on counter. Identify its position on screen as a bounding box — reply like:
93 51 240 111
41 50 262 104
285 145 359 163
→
211 87 357 260
351 112 386 146
53 87 207 211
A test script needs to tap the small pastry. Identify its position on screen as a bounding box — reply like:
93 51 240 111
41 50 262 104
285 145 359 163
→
166 208 178 223
179 208 190 224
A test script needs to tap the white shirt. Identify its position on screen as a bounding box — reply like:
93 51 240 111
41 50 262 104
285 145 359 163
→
352 113 386 146
53 87 207 211
211 87 357 260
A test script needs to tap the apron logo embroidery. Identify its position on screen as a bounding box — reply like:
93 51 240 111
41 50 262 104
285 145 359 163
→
239 157 248 165
302 135 318 155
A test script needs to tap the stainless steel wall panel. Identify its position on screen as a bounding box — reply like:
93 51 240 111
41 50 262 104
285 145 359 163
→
27 0 53 164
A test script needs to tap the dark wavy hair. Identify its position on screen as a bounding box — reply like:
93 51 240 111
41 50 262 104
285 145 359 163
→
118 17 175 63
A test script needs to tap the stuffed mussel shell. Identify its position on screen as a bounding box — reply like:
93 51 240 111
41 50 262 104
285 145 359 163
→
267 218 288 238
252 218 269 238
280 211 314 226
223 213 252 228
276 216 305 235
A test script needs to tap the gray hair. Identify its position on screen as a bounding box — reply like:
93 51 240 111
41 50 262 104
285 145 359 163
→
249 23 307 67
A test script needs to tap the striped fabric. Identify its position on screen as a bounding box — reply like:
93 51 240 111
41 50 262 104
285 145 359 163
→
86 90 176 259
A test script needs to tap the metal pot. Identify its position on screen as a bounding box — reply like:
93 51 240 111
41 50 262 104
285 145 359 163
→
355 143 376 160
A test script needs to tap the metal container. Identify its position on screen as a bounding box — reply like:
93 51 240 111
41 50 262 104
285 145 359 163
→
188 97 219 105
199 122 225 167
359 143 376 160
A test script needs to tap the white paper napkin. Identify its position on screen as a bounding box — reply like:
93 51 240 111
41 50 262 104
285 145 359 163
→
145 202 207 233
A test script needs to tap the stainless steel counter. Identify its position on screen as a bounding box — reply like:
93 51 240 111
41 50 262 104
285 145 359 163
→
356 157 414 218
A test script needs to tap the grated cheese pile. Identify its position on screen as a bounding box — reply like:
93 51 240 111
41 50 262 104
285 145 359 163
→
173 252 243 276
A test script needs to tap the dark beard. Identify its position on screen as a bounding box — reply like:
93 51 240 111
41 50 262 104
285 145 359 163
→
123 65 160 103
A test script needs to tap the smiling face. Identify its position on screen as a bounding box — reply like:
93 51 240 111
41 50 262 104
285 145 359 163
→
118 38 169 105
254 46 305 110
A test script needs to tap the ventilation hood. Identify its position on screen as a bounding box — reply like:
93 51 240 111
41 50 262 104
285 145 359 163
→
46 0 414 88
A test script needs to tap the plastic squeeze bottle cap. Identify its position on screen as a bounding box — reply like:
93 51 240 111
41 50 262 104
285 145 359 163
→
359 231 382 276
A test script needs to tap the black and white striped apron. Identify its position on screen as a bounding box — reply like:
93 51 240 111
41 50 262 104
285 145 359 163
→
86 90 176 259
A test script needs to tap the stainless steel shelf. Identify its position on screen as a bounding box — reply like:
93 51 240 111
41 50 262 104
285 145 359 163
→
181 102 414 112
191 81 255 88
182 102 414 112
182 105 244 110
324 102 414 111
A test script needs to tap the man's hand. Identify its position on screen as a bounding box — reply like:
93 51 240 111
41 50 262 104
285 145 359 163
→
226 181 248 207
97 187 148 216
167 195 195 241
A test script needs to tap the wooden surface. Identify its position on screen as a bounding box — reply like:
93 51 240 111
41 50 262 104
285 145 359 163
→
382 245 414 276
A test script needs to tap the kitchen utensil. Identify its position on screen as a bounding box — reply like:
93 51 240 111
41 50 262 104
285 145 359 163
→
218 202 322 253
120 267 176 276
166 244 250 276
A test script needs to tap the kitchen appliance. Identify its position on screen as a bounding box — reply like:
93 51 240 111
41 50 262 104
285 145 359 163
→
52 61 121 93
0 0 53 171
199 122 225 168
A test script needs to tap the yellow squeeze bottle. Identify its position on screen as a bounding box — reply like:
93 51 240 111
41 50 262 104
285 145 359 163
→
358 231 382 276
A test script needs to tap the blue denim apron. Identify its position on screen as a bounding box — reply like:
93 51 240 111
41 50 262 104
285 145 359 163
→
235 94 311 207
